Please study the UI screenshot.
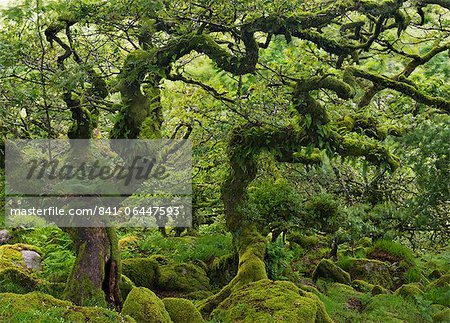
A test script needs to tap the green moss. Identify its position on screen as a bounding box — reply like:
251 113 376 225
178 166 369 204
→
119 235 139 250
37 281 66 299
312 259 351 285
351 279 374 293
0 291 134 322
158 263 210 293
185 290 214 301
122 258 160 289
424 274 450 306
63 240 108 307
337 258 393 289
367 239 415 266
122 287 171 323
209 253 238 288
0 267 38 294
363 294 430 322
0 244 41 270
433 308 450 322
211 279 332 322
371 285 388 295
394 283 424 300
162 297 204 323
119 275 136 303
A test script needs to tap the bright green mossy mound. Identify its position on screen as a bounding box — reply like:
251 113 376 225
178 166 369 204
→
158 263 210 293
0 267 38 293
0 291 134 322
0 244 41 270
211 279 332 322
337 258 393 289
312 259 351 285
394 283 424 300
122 258 160 289
122 287 171 323
162 297 204 323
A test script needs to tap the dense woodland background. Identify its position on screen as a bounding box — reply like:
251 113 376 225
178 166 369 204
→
0 0 449 322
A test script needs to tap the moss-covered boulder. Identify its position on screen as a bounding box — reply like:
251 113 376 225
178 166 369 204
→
0 291 134 322
0 267 38 293
122 287 171 323
37 281 66 299
211 279 332 322
312 259 351 285
351 279 374 293
433 308 450 322
119 274 136 302
158 263 210 293
394 283 424 300
162 297 204 323
337 258 393 289
371 284 388 295
425 274 450 306
366 239 419 286
0 243 41 271
122 258 160 289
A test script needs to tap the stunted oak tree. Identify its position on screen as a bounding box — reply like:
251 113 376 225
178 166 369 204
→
1 0 449 312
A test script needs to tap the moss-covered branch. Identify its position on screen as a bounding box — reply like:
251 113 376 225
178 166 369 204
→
350 67 450 113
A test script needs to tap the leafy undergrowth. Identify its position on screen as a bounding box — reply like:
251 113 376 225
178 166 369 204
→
118 229 233 264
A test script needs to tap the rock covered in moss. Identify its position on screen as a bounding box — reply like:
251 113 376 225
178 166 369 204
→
312 259 351 285
211 279 332 322
0 291 134 322
394 283 423 299
162 297 204 322
337 258 393 289
371 284 388 295
158 263 210 293
351 279 374 292
20 250 42 271
433 308 450 322
425 274 450 306
0 267 38 293
0 243 41 271
119 275 136 302
122 287 171 323
122 258 160 289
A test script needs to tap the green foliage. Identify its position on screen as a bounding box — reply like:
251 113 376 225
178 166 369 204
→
248 178 303 234
265 238 295 281
119 230 232 264
0 292 134 322
304 193 343 234
20 228 75 283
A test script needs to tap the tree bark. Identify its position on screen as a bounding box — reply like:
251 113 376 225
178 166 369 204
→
65 227 121 309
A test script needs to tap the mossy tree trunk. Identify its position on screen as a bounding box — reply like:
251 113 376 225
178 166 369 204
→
65 228 121 309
